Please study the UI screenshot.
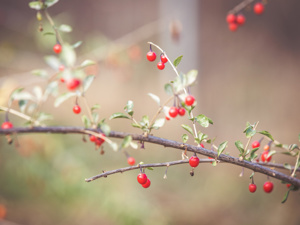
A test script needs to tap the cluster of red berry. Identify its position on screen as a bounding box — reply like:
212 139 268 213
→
146 48 168 70
166 95 195 121
226 2 265 32
89 133 106 148
248 181 274 193
251 140 272 163
137 172 151 188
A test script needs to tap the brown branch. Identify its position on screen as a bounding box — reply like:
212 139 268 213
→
228 0 256 14
0 126 300 188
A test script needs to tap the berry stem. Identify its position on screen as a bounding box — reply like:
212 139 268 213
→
43 9 64 45
228 0 256 14
291 152 300 178
0 106 39 126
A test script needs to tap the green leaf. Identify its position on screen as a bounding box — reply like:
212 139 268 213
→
244 125 256 138
121 136 132 149
258 131 274 141
83 75 95 92
267 150 276 159
182 134 188 143
211 161 217 166
196 114 210 128
198 132 208 142
281 151 297 156
146 167 154 171
44 55 60 70
28 1 43 10
186 70 198 86
33 86 43 101
43 32 55 36
181 124 193 135
108 142 118 151
283 163 292 171
148 93 160 106
217 141 228 157
164 83 173 95
81 115 91 128
289 144 299 151
129 142 138 149
60 43 76 67
250 147 259 160
72 41 82 49
91 104 100 111
124 100 134 116
281 190 290 204
249 172 255 179
235 141 244 155
131 123 141 128
151 118 165 130
173 55 183 67
54 92 76 107
100 122 111 136
80 59 96 68
44 0 59 8
141 115 149 127
31 69 49 78
18 100 27 113
44 81 58 99
92 112 99 124
37 112 53 122
194 137 201 145
109 113 130 120
58 24 72 33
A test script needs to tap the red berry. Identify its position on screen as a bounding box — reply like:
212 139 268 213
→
127 157 135 166
185 95 195 106
169 107 178 118
165 116 170 121
53 44 62 54
200 143 204 148
189 155 200 168
66 78 81 91
263 145 270 151
286 183 291 188
147 51 156 62
161 54 168 63
249 183 257 193
254 2 264 15
95 134 106 146
157 61 165 70
142 179 151 188
1 121 13 129
261 151 271 162
252 141 260 149
73 105 81 114
60 77 65 83
263 181 274 193
178 108 186 116
228 23 238 32
137 173 148 185
226 14 236 23
90 135 96 142
58 65 65 71
208 157 214 164
236 14 246 25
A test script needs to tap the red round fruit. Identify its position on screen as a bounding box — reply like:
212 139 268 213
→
226 14 236 23
90 135 96 142
249 183 257 193
157 61 165 70
147 51 156 62
161 54 168 63
253 2 264 15
236 14 246 25
142 179 151 188
53 44 62 54
66 78 81 91
263 145 270 151
200 143 204 148
252 141 260 149
208 157 214 164
261 151 271 162
95 138 104 146
178 108 186 116
169 107 178 118
228 23 238 32
263 181 274 193
127 157 135 166
189 155 200 168
137 173 148 185
185 95 195 106
73 105 81 114
1 121 13 129
165 116 170 121
286 183 291 188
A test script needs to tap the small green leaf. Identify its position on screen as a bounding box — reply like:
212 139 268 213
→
91 104 100 111
151 118 165 129
81 115 91 128
289 144 299 151
182 134 188 143
267 150 276 159
124 100 134 116
181 124 193 135
129 142 138 149
44 0 59 8
72 41 82 49
217 141 228 157
244 126 256 138
43 32 55 36
211 161 217 166
164 83 173 95
235 141 244 155
60 43 76 67
281 190 290 204
33 86 43 101
131 123 141 128
281 151 297 156
148 93 160 106
58 24 72 33
198 132 208 142
249 172 255 179
173 55 183 67
258 131 274 141
37 112 53 122
108 142 118 151
100 122 110 136
54 92 76 107
283 163 292 171
44 55 60 70
186 70 198 86
31 69 49 78
250 147 259 160
121 136 132 149
147 167 154 171
92 112 99 124
80 59 96 68
44 81 58 100
141 115 149 126
18 100 27 113
196 114 210 128
83 75 95 92
29 1 43 10
194 138 201 145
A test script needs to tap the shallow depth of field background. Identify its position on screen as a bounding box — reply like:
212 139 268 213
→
0 0 300 225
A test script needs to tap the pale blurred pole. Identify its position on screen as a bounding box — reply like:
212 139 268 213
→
159 0 199 80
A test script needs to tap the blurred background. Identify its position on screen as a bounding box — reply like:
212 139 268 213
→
0 0 300 224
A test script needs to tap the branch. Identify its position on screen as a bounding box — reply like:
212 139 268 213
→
0 126 300 187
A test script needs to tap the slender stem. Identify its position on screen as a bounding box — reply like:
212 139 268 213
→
82 96 94 126
291 152 300 178
244 121 259 157
228 0 256 14
44 9 64 44
0 106 39 125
